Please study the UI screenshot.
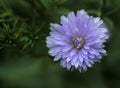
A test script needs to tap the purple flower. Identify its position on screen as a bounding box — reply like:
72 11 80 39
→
46 10 109 72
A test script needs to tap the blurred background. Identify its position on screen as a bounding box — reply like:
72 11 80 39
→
0 0 120 88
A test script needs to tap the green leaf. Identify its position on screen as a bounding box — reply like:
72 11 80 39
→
88 10 101 17
40 0 53 9
103 17 114 29
57 8 69 16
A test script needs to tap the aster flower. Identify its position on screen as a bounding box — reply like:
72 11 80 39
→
46 10 109 72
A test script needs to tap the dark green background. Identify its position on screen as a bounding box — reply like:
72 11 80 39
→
0 0 120 88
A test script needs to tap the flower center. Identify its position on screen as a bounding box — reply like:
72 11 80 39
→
71 35 86 50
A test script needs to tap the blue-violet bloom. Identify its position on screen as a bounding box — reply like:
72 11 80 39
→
46 10 109 72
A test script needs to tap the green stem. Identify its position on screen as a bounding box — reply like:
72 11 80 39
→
101 0 106 18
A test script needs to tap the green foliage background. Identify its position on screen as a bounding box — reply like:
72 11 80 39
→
0 0 120 88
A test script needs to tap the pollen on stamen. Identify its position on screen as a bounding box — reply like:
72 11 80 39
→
71 35 86 50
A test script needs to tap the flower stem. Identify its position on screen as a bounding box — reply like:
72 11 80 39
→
101 0 106 18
